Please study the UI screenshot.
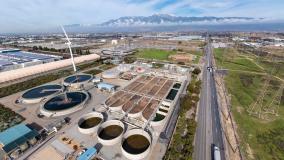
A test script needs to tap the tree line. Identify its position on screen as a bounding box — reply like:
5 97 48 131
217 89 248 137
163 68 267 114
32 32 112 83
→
32 46 91 55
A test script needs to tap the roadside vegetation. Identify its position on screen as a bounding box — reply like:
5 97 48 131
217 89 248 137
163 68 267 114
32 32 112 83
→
214 47 284 160
0 103 25 132
164 71 201 160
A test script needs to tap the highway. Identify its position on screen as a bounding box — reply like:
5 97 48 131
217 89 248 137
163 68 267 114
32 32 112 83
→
194 39 225 160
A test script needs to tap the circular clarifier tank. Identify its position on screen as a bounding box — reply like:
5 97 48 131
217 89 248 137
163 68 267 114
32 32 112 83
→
121 129 151 160
21 84 63 104
78 112 103 134
40 91 88 117
98 120 125 146
63 74 93 88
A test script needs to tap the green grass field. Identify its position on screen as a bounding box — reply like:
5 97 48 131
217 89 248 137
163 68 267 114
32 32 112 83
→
134 48 202 64
192 50 203 64
258 60 284 80
214 48 264 72
214 48 284 160
135 48 177 60
225 72 284 160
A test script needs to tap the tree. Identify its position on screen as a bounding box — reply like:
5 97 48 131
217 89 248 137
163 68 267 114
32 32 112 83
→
177 62 185 65
33 46 38 50
50 48 57 52
192 68 201 75
73 145 78 151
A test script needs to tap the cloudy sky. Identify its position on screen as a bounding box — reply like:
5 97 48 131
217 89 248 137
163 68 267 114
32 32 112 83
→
0 0 284 33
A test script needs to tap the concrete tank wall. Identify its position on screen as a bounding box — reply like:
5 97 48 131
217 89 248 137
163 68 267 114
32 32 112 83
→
21 84 63 104
97 120 125 146
121 129 152 160
78 112 104 135
63 74 93 89
40 91 89 117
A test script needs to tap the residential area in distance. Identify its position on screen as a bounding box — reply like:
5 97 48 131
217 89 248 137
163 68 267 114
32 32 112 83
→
0 1 284 160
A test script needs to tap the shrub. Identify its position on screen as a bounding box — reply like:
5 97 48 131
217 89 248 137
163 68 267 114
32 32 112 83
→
192 68 201 75
73 145 78 151
0 103 25 131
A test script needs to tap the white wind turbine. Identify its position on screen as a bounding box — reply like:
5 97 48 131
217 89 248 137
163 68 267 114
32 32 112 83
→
61 25 77 72
61 26 77 103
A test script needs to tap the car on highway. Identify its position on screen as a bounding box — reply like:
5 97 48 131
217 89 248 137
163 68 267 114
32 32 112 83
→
207 66 213 73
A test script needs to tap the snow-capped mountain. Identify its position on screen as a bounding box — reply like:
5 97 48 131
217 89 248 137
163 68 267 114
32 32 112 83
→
100 14 263 26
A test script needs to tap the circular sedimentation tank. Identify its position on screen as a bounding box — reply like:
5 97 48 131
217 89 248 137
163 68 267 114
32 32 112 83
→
121 129 151 160
78 112 103 134
102 69 120 79
21 84 63 104
40 91 89 117
63 74 93 88
98 120 125 146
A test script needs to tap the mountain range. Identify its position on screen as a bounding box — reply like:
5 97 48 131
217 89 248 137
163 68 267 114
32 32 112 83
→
99 14 263 26
59 14 284 33
64 14 265 28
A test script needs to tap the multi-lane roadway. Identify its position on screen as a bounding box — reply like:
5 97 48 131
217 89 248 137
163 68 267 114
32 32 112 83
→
194 40 225 160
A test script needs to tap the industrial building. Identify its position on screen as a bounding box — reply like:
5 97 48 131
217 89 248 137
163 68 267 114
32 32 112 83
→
0 53 100 84
72 67 187 159
77 147 98 160
0 58 190 159
0 49 62 72
0 124 39 159
96 82 116 92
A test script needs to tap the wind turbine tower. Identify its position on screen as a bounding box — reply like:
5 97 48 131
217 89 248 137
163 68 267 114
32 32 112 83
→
61 25 77 72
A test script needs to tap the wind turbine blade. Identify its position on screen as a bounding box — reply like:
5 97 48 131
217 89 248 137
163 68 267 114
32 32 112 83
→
61 25 71 43
60 25 77 72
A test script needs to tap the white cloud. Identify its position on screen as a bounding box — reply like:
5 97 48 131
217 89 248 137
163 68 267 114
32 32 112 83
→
0 0 283 33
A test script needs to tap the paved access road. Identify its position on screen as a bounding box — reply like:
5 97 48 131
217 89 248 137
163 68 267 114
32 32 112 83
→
194 39 225 160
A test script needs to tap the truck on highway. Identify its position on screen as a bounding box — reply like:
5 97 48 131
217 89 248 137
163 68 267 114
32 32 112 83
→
212 144 221 160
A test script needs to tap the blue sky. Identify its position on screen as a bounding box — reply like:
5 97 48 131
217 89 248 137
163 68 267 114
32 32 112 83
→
0 0 284 33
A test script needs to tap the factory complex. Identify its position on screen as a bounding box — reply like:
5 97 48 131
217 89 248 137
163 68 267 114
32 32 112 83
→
0 60 191 160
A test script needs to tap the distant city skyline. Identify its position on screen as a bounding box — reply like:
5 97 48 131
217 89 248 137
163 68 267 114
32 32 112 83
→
1 0 284 33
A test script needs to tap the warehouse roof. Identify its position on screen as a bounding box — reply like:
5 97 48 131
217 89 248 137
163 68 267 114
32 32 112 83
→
97 82 115 90
0 124 31 146
77 147 97 160
0 54 100 83
0 124 39 153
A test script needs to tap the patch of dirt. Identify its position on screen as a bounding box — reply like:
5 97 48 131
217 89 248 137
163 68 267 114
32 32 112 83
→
236 106 244 113
246 143 254 159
